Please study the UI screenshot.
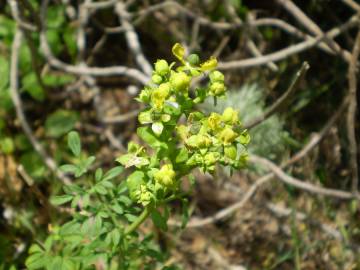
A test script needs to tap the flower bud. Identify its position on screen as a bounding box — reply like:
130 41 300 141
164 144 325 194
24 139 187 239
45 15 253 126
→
170 71 190 92
222 107 238 124
152 74 163 84
218 127 238 145
209 70 224 82
154 164 176 187
224 145 237 160
187 54 200 65
137 88 151 103
151 83 170 110
138 110 153 124
207 113 222 131
209 82 226 96
204 152 219 166
186 134 211 148
155 59 169 76
135 184 152 206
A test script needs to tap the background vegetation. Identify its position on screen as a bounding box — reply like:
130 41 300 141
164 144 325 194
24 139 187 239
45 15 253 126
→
0 0 360 269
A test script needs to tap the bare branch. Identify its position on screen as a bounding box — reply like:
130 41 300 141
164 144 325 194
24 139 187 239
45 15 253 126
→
9 28 71 185
39 0 150 85
275 0 351 60
115 2 153 76
244 61 309 129
218 16 358 69
347 30 360 193
250 155 358 200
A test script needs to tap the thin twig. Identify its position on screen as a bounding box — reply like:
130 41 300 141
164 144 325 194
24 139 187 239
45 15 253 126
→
244 62 309 129
250 155 358 199
275 0 350 61
347 30 360 194
38 0 150 85
115 2 153 76
218 15 358 69
9 28 71 185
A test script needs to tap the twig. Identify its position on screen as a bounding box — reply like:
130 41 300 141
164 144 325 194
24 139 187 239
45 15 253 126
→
342 0 360 13
218 15 358 69
224 0 278 71
275 0 351 61
347 30 360 194
9 28 71 185
38 0 149 85
102 109 140 124
115 2 153 76
7 0 36 31
250 155 358 200
244 61 309 129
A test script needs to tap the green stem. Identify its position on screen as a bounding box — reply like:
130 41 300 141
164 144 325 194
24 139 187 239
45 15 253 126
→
124 207 150 235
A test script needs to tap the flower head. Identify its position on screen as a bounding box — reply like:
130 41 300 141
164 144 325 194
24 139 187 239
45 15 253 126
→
154 164 176 187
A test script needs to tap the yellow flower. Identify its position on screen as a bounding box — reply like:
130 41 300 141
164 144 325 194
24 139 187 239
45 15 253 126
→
218 127 238 145
207 113 222 131
152 74 163 84
154 164 176 187
170 71 190 93
200 56 218 71
209 70 224 82
224 145 237 160
222 107 239 125
151 83 170 110
209 82 226 96
155 59 169 76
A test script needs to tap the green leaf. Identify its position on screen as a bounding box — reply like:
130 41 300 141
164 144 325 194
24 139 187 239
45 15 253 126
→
125 213 138 222
111 229 121 246
60 164 78 174
127 171 145 200
94 184 107 195
67 131 81 156
0 137 14 154
62 258 76 270
101 180 114 189
175 148 188 163
0 56 9 90
83 156 96 169
95 168 103 182
20 152 46 180
63 26 77 58
137 127 161 149
50 194 73 205
111 203 124 214
102 166 124 181
151 209 168 231
45 110 79 138
181 198 189 228
22 72 45 101
118 195 132 206
43 73 75 87
49 256 63 270
46 30 62 55
28 244 43 254
25 253 47 269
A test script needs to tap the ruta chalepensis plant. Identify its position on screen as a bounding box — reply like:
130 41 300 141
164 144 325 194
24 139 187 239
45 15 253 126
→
25 44 250 270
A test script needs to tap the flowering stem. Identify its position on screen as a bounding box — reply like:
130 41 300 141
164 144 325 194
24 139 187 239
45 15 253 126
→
124 207 150 235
